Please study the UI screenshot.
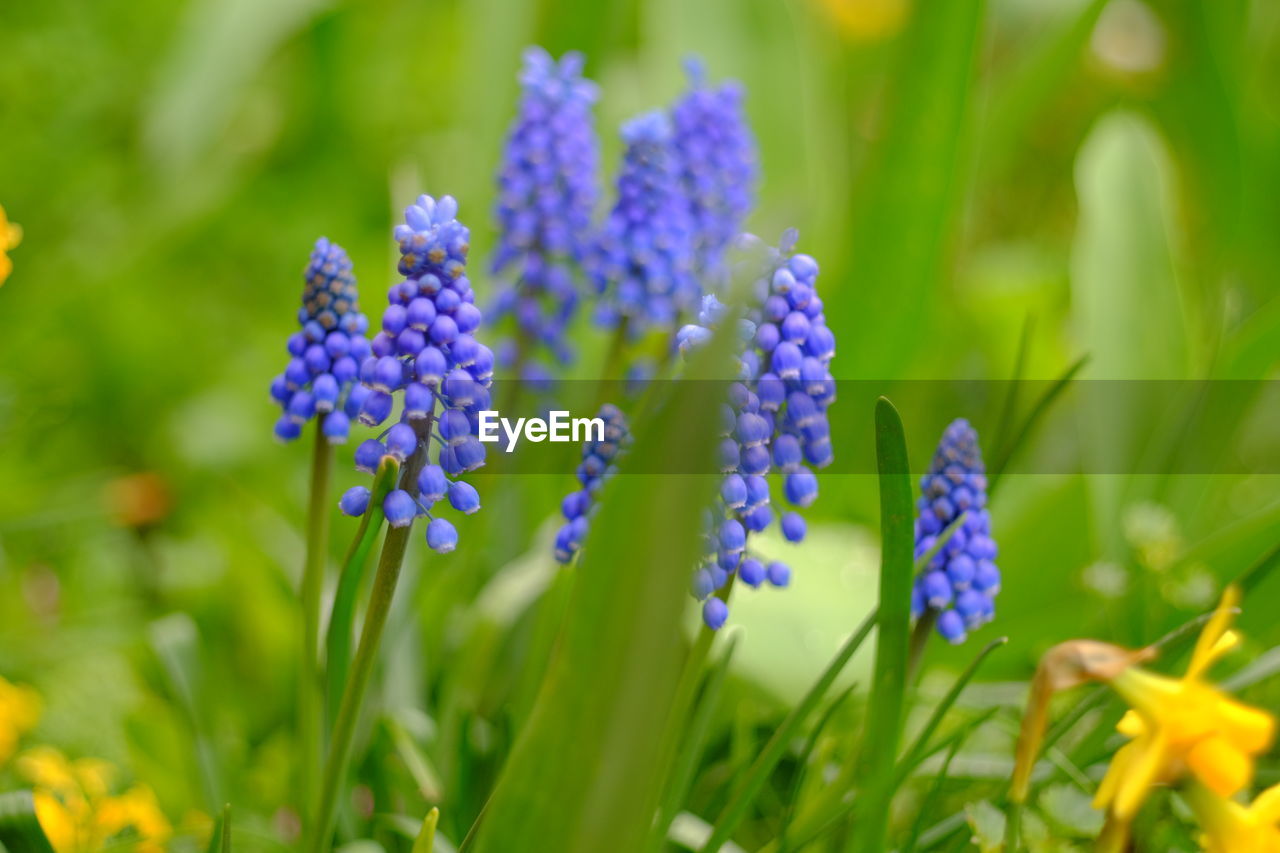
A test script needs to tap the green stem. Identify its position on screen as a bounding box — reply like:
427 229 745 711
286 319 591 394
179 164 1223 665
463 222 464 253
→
307 421 432 853
325 459 399 727
701 607 878 853
300 416 333 822
906 611 936 683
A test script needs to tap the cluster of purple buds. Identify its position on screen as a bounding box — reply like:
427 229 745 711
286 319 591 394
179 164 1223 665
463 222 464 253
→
552 404 631 563
679 231 836 629
490 47 600 384
591 111 698 333
337 195 493 554
270 238 372 443
910 419 1000 644
671 57 757 284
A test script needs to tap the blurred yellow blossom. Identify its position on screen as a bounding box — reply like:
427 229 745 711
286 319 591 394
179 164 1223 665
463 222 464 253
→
0 675 42 766
812 0 908 42
0 204 22 286
1095 587 1274 823
1185 781 1280 852
17 746 171 853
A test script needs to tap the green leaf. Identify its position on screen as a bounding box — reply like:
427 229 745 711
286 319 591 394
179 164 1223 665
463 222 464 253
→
204 803 231 853
965 800 1006 853
836 0 987 376
1070 111 1192 556
326 457 399 726
699 609 877 853
895 636 1007 784
0 791 54 853
463 322 734 853
987 355 1088 496
656 633 739 844
413 807 440 853
846 398 915 853
149 613 222 809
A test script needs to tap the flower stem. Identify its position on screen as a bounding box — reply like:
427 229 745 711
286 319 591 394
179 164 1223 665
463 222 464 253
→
307 420 432 853
906 610 936 683
299 416 333 822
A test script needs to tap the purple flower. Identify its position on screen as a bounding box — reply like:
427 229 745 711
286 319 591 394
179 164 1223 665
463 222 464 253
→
350 195 494 552
671 57 758 283
270 238 371 443
679 230 836 628
910 419 999 644
591 111 698 332
490 47 600 380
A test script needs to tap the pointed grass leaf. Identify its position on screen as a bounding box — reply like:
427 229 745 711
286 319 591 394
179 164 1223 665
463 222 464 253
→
655 632 740 847
699 610 877 853
987 355 1088 496
0 792 54 853
413 808 440 853
837 1 987 376
895 636 1007 785
846 398 915 853
204 803 231 853
326 457 400 726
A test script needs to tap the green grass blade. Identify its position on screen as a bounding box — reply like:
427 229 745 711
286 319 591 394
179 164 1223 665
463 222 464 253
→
988 314 1034 457
413 807 440 853
325 457 399 727
776 684 859 853
655 633 739 844
1237 539 1280 596
901 720 976 853
836 1 987 376
846 397 915 853
0 792 54 853
699 610 878 853
895 636 1007 785
149 613 222 810
987 355 1088 495
463 324 733 853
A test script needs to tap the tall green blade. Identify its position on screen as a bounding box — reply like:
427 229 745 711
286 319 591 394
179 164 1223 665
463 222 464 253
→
464 330 733 853
835 1 987 376
325 457 399 726
847 398 915 853
699 608 878 853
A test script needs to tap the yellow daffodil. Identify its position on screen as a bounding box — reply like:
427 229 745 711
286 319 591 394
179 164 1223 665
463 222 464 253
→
18 746 171 853
0 675 42 766
812 0 909 42
1094 587 1274 823
1183 781 1280 853
0 204 22 286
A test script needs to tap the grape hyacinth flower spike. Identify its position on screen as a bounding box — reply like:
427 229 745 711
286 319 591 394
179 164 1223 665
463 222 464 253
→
489 47 600 384
311 195 495 853
679 230 836 629
342 194 495 554
910 418 999 644
591 110 697 334
269 238 372 443
553 404 631 563
671 56 758 284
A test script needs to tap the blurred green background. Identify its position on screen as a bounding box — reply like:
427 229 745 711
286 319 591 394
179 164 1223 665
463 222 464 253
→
1 0 1279 849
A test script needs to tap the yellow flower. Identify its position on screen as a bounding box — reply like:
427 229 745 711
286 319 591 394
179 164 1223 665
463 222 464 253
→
812 0 909 42
0 204 22 286
0 676 42 766
1094 587 1274 822
18 747 170 853
1184 781 1280 852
